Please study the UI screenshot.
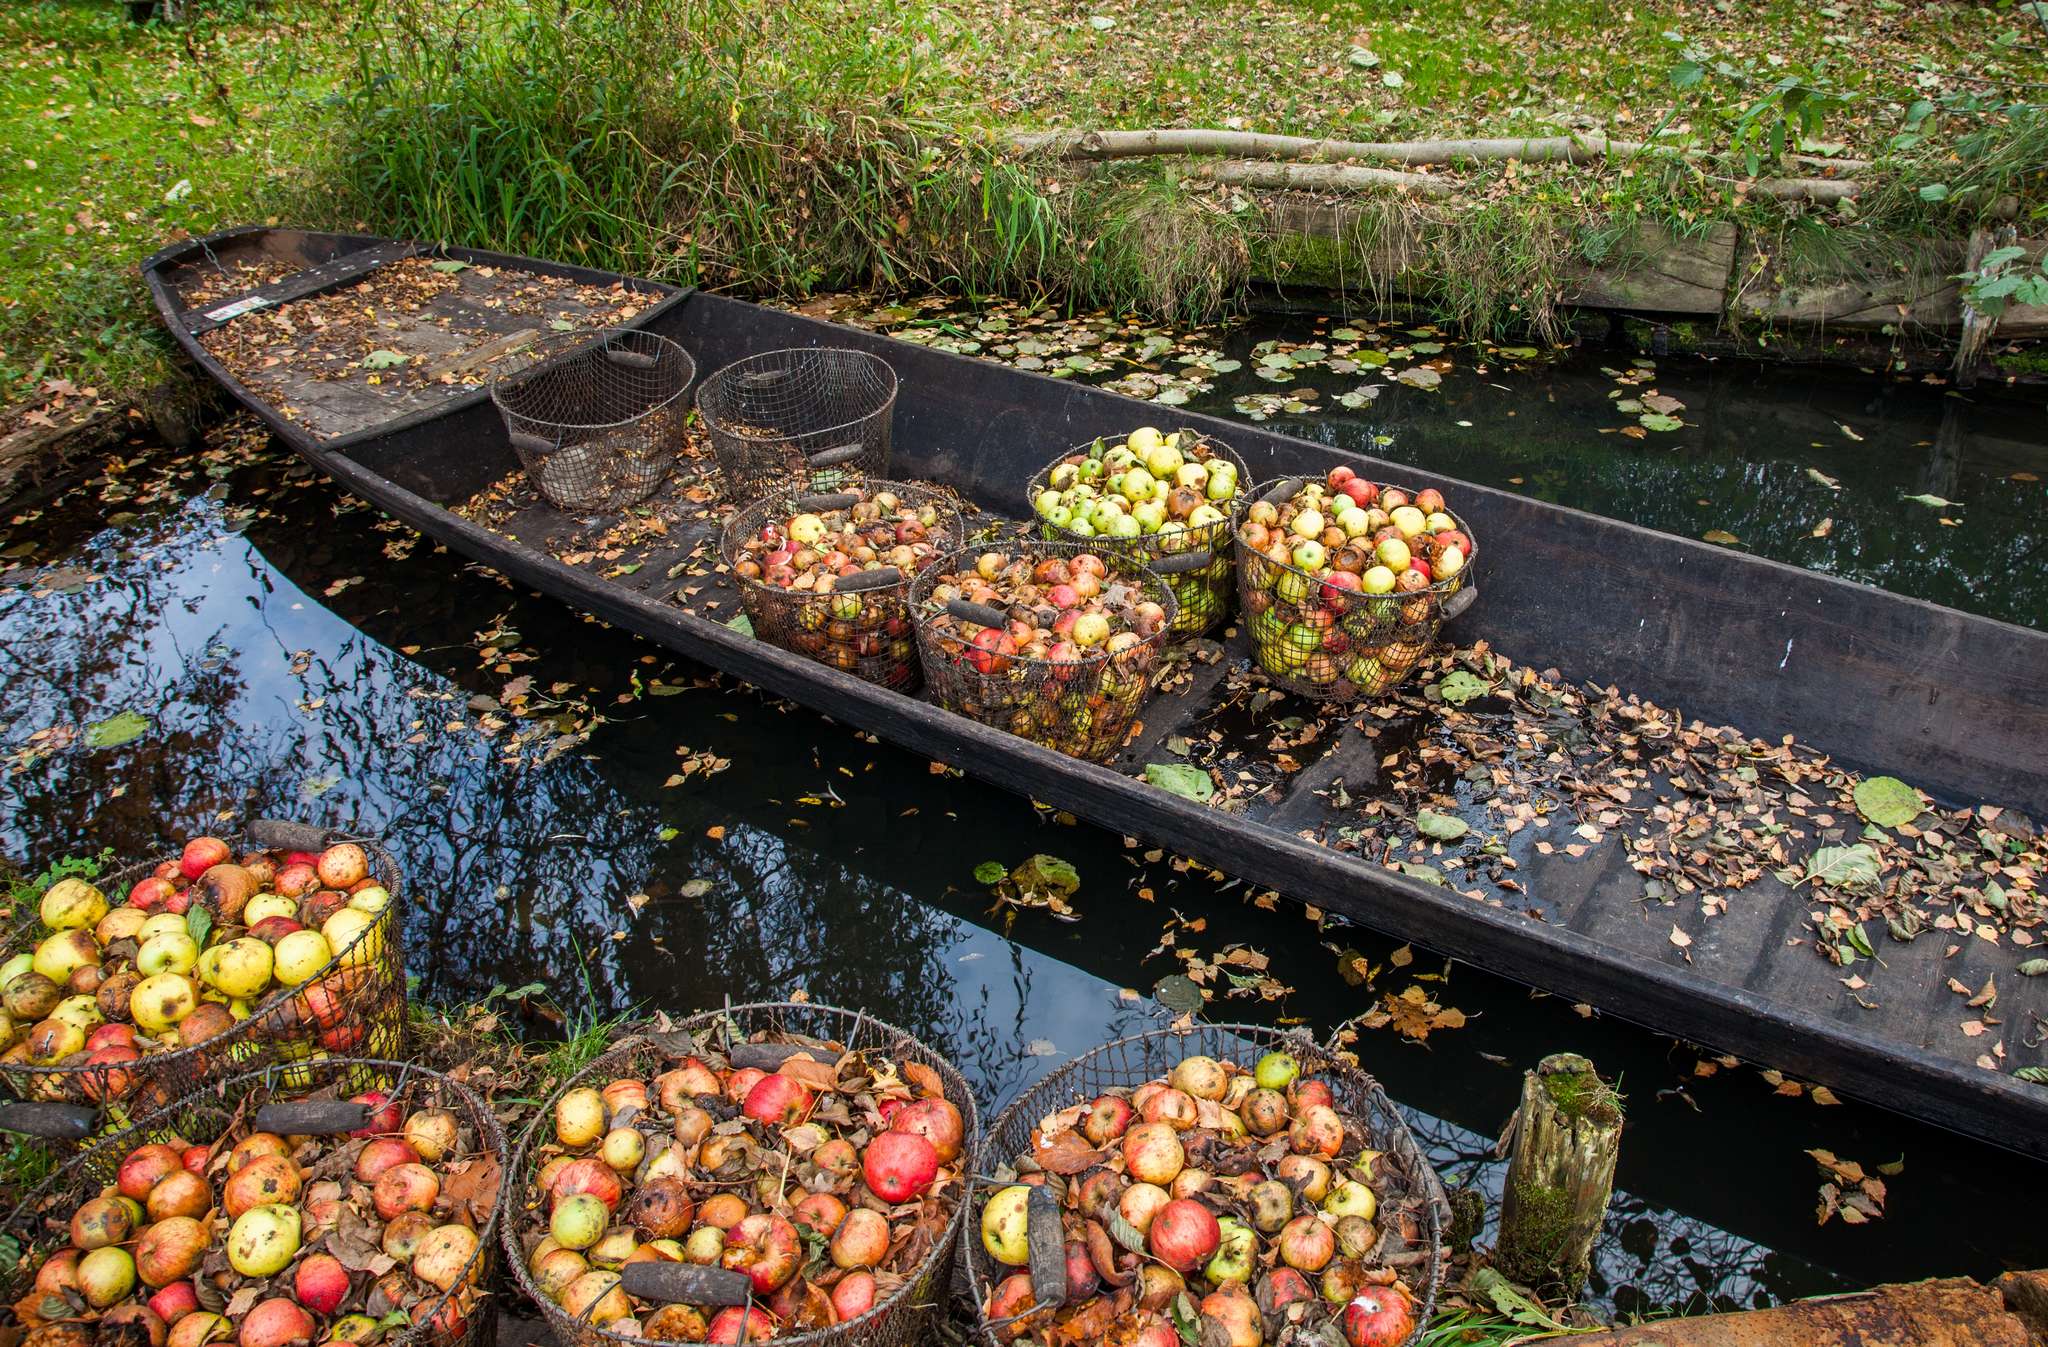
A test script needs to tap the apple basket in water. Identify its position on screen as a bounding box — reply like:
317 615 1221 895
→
911 541 1177 764
0 1057 506 1347
0 820 407 1143
1024 428 1249 639
961 1022 1446 1347
720 480 967 691
504 1001 979 1347
1235 475 1478 701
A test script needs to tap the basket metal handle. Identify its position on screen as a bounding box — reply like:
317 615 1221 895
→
0 1101 97 1140
946 599 1010 629
833 566 903 593
807 443 865 468
603 347 658 371
507 429 557 457
1441 584 1479 622
255 1099 371 1135
246 817 351 853
792 492 859 512
618 1263 754 1307
1260 478 1304 506
1147 549 1213 576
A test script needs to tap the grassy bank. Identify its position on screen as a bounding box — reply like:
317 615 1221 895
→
2 0 2044 427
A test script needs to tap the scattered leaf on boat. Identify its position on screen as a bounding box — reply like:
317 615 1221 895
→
1415 809 1468 841
1853 776 1923 829
1145 762 1216 802
363 350 408 370
1807 843 1880 890
1435 670 1489 705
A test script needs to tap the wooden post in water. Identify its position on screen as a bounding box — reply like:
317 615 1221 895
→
1493 1053 1623 1299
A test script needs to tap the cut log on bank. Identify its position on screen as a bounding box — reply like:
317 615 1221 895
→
1559 1270 2048 1347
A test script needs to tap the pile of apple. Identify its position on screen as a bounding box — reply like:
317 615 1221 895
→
1236 471 1473 696
917 549 1169 760
728 487 953 685
9 1090 488 1347
1031 429 1242 637
0 838 392 1100
516 1038 966 1342
976 1051 1417 1347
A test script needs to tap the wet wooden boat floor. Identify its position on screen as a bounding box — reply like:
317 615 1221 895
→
447 455 2046 1087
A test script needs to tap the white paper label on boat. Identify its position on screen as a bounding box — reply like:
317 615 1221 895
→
205 295 272 323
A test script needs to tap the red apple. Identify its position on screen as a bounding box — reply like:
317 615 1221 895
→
348 1091 403 1137
1082 1095 1134 1146
706 1308 776 1344
1278 1214 1336 1272
551 1156 625 1211
180 838 231 882
829 1208 889 1270
293 1254 350 1316
148 1281 201 1324
719 1214 800 1293
238 1298 314 1347
1141 1088 1200 1132
890 1097 964 1163
831 1271 877 1321
741 1073 813 1126
273 864 319 899
128 877 177 911
1289 1105 1344 1159
371 1163 439 1220
119 1144 185 1200
1201 1288 1263 1347
353 1137 419 1184
862 1129 938 1204
791 1192 846 1239
1258 1268 1316 1315
1147 1199 1221 1273
723 1067 766 1102
1342 1287 1414 1347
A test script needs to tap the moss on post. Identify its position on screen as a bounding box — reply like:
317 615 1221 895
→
1493 1053 1622 1299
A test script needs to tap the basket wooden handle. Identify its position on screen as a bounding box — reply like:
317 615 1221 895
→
807 443 865 468
728 1042 820 1071
1147 549 1212 575
0 1101 96 1140
602 347 658 371
1027 1181 1069 1305
618 1262 754 1307
507 429 557 457
792 492 859 511
255 1099 371 1135
1260 478 1304 505
946 600 1010 629
246 817 348 854
1441 584 1478 622
833 566 902 593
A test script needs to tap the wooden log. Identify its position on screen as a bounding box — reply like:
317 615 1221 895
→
1010 127 1875 175
1555 1276 2033 1347
1953 225 2012 388
1186 160 1450 198
1492 1053 1621 1299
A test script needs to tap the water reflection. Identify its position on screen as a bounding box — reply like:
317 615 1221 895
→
0 437 2041 1319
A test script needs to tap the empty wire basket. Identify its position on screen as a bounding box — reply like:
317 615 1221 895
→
696 347 898 498
491 328 697 513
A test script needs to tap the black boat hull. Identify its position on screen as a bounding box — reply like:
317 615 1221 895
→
144 229 2048 1161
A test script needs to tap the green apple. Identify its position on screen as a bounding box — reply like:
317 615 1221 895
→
1291 509 1325 540
1107 512 1142 538
1390 506 1427 538
1291 540 1328 572
1204 1217 1256 1284
1374 538 1411 571
1255 1050 1300 1090
1133 500 1167 532
1337 507 1370 538
1361 565 1397 595
980 1185 1031 1266
1034 489 1063 519
1187 504 1225 530
1143 443 1183 478
1122 467 1156 500
137 930 199 977
1127 426 1164 456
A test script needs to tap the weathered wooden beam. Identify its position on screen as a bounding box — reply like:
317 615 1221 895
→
1560 1276 2037 1347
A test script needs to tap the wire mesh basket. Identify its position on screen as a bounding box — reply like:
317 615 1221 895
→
1024 430 1248 639
491 329 698 513
503 1001 979 1347
696 348 898 500
910 542 1177 764
721 480 966 690
961 1022 1446 1347
1235 477 1476 701
0 820 407 1141
0 1056 506 1347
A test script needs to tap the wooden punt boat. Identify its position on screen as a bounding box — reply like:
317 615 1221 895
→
145 227 2048 1158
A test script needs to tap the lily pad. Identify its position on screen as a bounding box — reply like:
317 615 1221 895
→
1014 854 1080 896
84 711 149 748
1853 776 1922 829
1496 346 1540 360
1205 358 1242 374
1145 762 1216 803
1353 349 1389 368
1393 367 1442 389
973 861 1008 885
1154 974 1205 1013
1152 388 1190 405
1415 809 1469 841
1639 413 1684 432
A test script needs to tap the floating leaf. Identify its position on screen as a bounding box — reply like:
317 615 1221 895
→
1145 762 1215 803
1702 529 1740 545
1639 413 1683 432
84 710 150 748
1152 388 1190 405
678 878 713 899
1903 493 1957 508
1014 854 1080 896
1807 468 1841 490
1410 341 1444 355
1414 809 1469 841
1806 843 1880 889
1853 776 1922 829
363 350 408 370
1436 670 1489 705
973 862 1007 885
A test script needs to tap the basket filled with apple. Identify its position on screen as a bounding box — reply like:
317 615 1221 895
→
1025 428 1247 638
1234 470 1476 701
910 543 1176 763
504 1001 978 1347
0 1055 506 1347
0 822 407 1138
721 480 966 690
962 1024 1445 1347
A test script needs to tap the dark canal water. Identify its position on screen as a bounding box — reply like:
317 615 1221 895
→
2 331 2045 1321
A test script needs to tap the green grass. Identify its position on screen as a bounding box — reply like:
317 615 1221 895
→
0 1 345 411
1 0 2042 424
